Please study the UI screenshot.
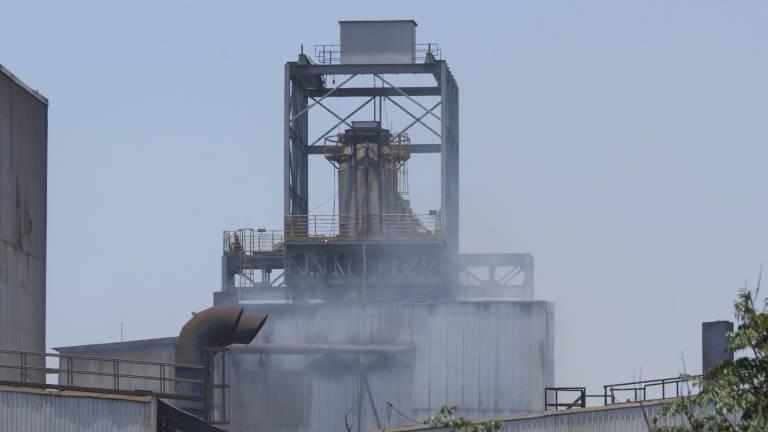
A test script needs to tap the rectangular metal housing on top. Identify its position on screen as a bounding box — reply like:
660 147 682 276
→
340 20 417 64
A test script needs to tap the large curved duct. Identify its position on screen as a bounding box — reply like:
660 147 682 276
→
176 305 267 366
173 305 267 419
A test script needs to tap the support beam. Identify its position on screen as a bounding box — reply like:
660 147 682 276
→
292 63 441 76
376 74 441 121
306 144 441 155
291 74 356 121
306 87 440 98
230 343 412 355
385 96 441 138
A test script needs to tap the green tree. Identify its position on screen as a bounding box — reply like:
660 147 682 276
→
429 405 503 432
654 284 768 431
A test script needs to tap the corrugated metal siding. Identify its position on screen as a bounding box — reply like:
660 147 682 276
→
55 338 177 393
230 301 553 432
0 67 47 383
0 386 153 432
55 302 554 432
381 401 688 432
340 21 416 64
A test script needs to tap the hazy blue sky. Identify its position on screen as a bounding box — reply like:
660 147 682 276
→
2 0 767 394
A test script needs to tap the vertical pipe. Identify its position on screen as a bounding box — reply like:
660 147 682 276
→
222 350 227 424
114 360 119 390
20 352 26 383
284 64 291 218
702 321 734 374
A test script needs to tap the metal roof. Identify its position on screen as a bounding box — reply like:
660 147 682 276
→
54 337 177 353
339 20 417 26
371 398 679 432
0 64 48 105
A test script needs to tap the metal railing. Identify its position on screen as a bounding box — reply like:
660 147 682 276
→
313 43 441 65
415 43 442 62
223 228 285 255
545 375 700 411
0 348 205 401
604 376 700 405
545 387 587 411
314 45 342 65
285 213 441 240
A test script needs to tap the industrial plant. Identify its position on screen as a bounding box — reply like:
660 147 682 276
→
0 19 737 432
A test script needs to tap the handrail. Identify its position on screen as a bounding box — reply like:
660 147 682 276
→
223 228 285 255
0 348 202 369
0 348 205 401
604 375 700 405
545 375 700 411
313 43 441 65
285 213 441 240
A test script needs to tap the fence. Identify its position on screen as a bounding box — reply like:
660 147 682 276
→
313 43 441 65
223 228 285 255
0 348 204 401
285 213 441 240
545 375 699 411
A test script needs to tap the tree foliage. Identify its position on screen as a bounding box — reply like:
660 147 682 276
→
654 285 768 431
429 405 503 432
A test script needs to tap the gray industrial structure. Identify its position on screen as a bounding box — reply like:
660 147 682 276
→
55 21 554 432
0 383 223 432
2 19 743 432
0 65 47 382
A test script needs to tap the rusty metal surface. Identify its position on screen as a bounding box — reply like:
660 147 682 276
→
175 306 267 366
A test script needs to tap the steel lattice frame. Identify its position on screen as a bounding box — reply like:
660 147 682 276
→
284 59 460 282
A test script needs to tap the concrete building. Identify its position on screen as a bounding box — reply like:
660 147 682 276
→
0 65 48 382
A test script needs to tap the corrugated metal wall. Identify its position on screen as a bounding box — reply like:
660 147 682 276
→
379 401 687 432
340 21 416 64
54 301 554 432
0 66 48 383
0 386 153 432
55 338 177 393
229 301 554 432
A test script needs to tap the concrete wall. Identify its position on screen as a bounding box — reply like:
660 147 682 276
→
0 65 47 382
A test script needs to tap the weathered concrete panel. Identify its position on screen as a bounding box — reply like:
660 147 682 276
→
0 65 47 382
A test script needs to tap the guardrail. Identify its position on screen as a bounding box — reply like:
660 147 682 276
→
223 228 285 255
604 376 699 405
313 43 441 65
0 348 205 401
545 387 587 411
285 213 441 240
545 375 700 411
